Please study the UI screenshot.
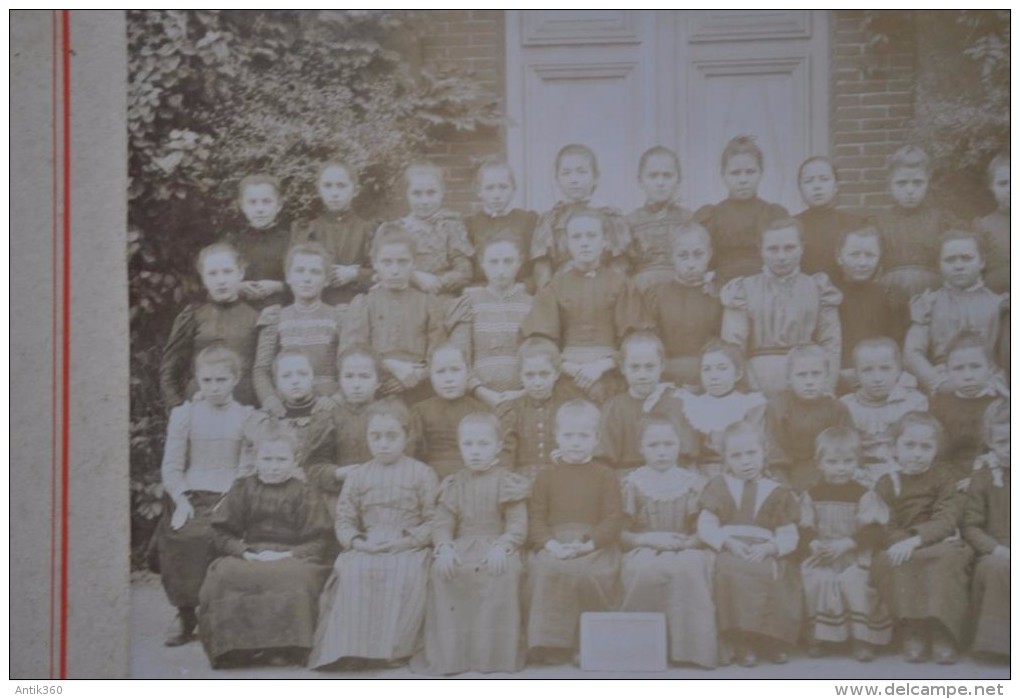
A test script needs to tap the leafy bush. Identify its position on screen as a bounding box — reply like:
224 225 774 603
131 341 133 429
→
128 10 497 566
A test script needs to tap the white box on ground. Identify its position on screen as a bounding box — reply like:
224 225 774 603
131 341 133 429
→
579 612 667 672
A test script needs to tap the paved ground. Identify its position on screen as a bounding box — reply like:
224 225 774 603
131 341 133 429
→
131 572 1009 680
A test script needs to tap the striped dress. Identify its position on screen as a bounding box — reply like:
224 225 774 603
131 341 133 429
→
251 301 345 404
459 284 533 392
800 481 892 646
310 456 438 667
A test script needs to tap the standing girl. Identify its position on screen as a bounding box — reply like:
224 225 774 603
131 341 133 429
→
795 156 865 277
291 161 375 307
626 146 692 292
310 399 438 670
160 242 260 409
530 144 631 289
695 136 788 284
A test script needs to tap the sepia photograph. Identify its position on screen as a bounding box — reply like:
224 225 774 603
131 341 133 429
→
9 9 1011 682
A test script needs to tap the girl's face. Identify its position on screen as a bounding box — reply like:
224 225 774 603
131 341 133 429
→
520 355 558 401
339 354 379 405
672 231 712 285
819 446 858 485
639 153 680 205
761 226 803 277
621 341 663 399
240 183 282 229
939 238 984 290
554 414 599 463
286 252 328 302
640 424 681 472
458 423 502 472
722 153 762 200
854 346 900 402
700 351 739 398
195 361 239 407
275 354 315 404
406 172 444 220
430 347 468 400
988 424 1010 466
556 153 597 203
723 431 765 481
367 414 408 465
201 250 244 303
895 424 938 475
889 166 929 209
478 166 515 214
565 215 606 269
991 165 1010 212
789 355 828 401
374 243 414 290
837 232 881 282
798 160 838 209
318 165 356 212
481 240 522 291
256 440 298 485
946 347 993 398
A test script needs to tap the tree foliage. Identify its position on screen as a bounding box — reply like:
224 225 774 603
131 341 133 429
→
128 10 497 565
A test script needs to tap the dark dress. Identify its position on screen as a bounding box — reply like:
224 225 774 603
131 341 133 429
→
498 378 583 482
198 475 333 665
796 206 866 277
931 393 999 483
833 273 909 371
872 467 973 644
974 210 1010 294
159 299 260 409
695 197 788 283
291 210 375 306
411 394 493 479
642 277 723 386
962 465 1010 656
765 390 852 492
872 204 955 298
224 217 293 309
465 208 539 286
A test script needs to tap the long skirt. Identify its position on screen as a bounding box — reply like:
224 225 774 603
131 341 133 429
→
155 491 223 608
198 554 330 662
414 539 525 675
873 539 973 644
620 547 718 667
309 548 430 667
526 547 621 650
714 551 802 645
802 554 892 645
970 554 1010 656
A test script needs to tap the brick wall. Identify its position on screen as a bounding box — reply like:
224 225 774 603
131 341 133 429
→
419 10 505 212
830 11 917 210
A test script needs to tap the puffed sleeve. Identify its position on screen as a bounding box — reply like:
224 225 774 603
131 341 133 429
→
694 203 716 225
520 283 562 344
238 409 270 477
159 305 198 411
339 293 369 356
696 476 730 551
496 470 531 550
211 478 251 558
811 273 843 386
903 290 939 392
432 474 461 547
719 277 750 352
292 486 335 562
160 402 193 500
599 206 633 261
252 305 283 407
768 487 801 556
529 208 558 263
613 275 651 341
591 466 623 549
438 215 475 294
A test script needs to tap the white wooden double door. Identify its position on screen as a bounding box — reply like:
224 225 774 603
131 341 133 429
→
505 10 831 214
